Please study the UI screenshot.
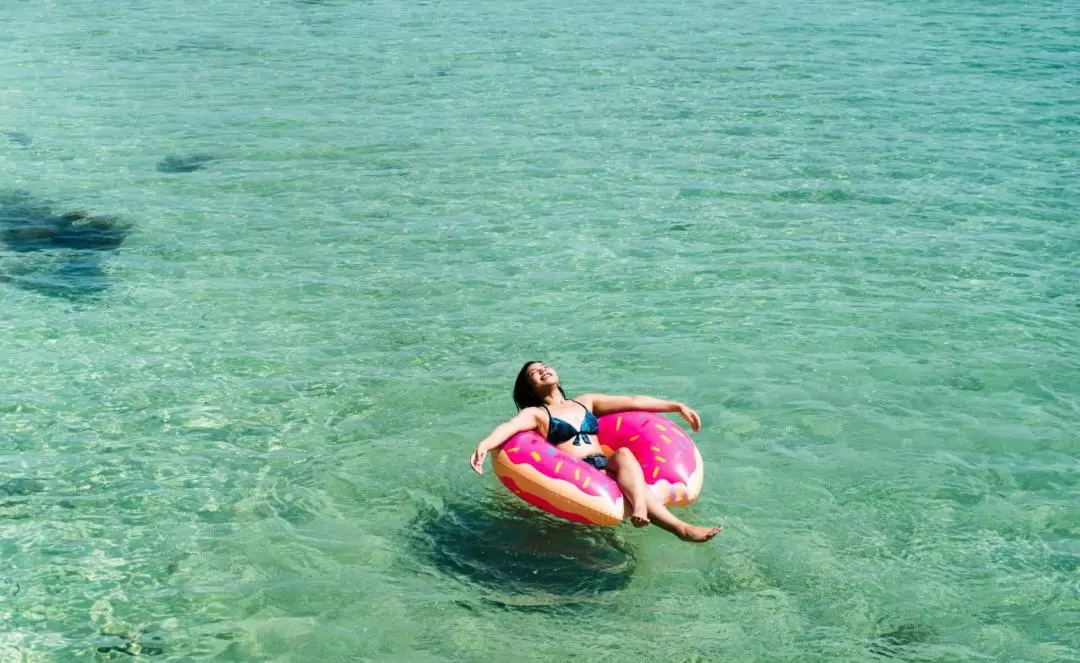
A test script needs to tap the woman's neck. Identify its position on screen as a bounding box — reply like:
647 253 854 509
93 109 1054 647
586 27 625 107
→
539 387 566 407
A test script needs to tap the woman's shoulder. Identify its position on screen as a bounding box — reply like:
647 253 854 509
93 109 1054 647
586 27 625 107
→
513 406 545 421
571 393 603 408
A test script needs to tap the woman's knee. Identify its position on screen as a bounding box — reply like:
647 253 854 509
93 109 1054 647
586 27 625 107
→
612 447 639 467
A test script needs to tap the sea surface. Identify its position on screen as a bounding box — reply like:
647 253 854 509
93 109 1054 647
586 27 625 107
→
1 0 1078 660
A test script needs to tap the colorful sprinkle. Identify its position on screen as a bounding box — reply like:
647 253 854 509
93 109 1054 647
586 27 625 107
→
655 425 667 431
629 435 640 442
651 446 661 452
615 416 623 432
508 447 520 454
651 466 659 479
661 435 672 444
655 456 666 463
530 451 542 463
583 477 591 489
575 469 581 481
555 461 563 473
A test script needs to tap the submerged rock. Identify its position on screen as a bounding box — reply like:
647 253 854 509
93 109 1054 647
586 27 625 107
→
0 478 46 496
156 154 215 173
869 623 936 658
5 131 32 147
2 209 130 252
0 191 132 298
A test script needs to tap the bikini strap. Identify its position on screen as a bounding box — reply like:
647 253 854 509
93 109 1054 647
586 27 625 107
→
539 404 555 441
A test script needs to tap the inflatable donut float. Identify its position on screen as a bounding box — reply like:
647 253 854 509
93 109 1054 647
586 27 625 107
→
492 411 705 526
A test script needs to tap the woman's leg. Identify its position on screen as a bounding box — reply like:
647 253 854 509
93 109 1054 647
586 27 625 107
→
640 490 724 543
606 448 650 527
607 449 723 543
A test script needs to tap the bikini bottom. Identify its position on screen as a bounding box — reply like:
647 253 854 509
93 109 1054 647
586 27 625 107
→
582 454 608 471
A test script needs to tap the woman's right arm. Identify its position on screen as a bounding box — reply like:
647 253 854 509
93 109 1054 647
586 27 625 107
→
469 408 541 475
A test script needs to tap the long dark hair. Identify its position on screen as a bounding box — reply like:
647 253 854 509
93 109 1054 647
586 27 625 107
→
513 360 566 410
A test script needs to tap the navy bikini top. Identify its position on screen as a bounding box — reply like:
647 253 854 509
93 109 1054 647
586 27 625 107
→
542 400 599 446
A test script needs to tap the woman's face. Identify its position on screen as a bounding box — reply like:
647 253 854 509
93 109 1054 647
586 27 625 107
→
525 362 559 389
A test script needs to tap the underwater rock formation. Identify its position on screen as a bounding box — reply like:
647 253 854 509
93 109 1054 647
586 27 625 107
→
0 191 132 298
156 154 214 173
5 131 32 147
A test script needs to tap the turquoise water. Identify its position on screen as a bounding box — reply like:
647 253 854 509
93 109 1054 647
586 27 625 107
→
2 0 1078 659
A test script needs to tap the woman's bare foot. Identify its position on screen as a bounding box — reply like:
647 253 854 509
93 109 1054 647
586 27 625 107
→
631 507 650 528
677 524 723 542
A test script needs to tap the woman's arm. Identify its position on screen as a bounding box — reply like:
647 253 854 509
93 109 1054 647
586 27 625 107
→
578 393 702 432
469 408 542 474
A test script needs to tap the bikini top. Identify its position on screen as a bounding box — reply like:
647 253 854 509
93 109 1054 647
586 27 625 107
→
542 400 599 446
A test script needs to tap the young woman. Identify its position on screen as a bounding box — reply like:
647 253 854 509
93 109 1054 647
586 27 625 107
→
469 361 723 543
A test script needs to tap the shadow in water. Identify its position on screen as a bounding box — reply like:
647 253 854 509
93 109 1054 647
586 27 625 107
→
0 191 131 298
405 496 636 612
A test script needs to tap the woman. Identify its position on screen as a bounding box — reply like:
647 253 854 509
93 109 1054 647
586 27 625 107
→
469 361 723 543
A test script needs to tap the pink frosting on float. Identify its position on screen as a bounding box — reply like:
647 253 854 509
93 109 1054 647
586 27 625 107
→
498 432 621 506
596 411 699 489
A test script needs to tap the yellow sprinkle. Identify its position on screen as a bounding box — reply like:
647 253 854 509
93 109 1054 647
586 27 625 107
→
652 466 659 479
583 477 591 489
507 447 519 454
655 456 666 463
530 451 542 462
629 435 640 442
615 416 623 432
575 469 581 481
661 435 672 444
554 461 563 473
651 446 661 452
655 425 667 431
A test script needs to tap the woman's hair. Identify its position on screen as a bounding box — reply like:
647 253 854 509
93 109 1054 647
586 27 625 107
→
513 360 566 410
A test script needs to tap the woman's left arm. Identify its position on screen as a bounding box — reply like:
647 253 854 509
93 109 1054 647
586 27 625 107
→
578 393 702 432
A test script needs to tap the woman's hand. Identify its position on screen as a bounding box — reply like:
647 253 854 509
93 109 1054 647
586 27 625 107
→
469 447 488 475
677 403 702 432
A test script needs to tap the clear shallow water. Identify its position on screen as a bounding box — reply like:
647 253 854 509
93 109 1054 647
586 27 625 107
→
1 0 1077 660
